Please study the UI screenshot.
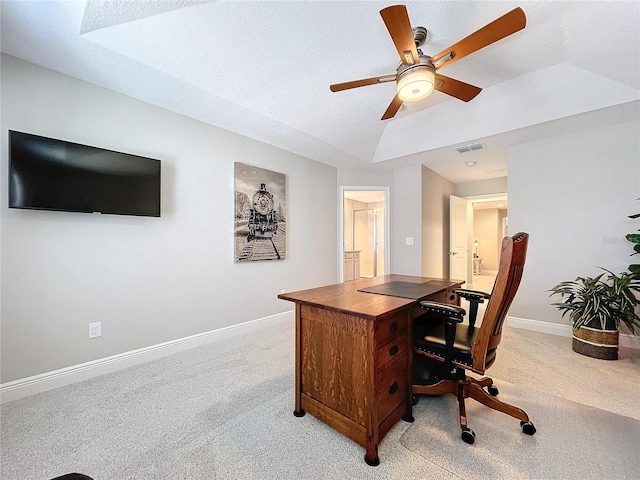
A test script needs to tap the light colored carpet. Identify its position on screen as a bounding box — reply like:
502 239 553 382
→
2 318 639 480
402 379 640 480
1 321 448 480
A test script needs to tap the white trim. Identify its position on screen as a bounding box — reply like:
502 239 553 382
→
0 311 294 404
507 316 574 337
464 192 508 203
507 316 640 350
5 312 637 404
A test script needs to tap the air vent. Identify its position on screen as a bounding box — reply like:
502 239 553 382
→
455 142 486 153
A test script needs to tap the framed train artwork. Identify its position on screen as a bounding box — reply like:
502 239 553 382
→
234 162 286 262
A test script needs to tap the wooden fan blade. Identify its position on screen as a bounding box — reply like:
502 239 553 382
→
381 93 403 120
380 5 420 65
435 74 482 102
431 7 526 70
330 74 396 92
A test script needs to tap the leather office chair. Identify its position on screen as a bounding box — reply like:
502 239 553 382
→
50 474 93 480
412 232 535 444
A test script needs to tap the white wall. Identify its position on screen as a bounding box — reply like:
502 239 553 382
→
391 164 422 275
338 166 458 278
337 168 393 187
455 177 507 197
508 118 640 326
0 55 337 383
421 166 455 278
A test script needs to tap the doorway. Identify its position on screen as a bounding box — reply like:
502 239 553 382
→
340 187 389 282
353 208 385 278
470 194 508 290
449 193 507 289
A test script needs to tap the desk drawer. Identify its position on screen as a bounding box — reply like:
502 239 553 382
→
429 288 459 305
376 354 408 422
377 334 408 368
377 314 408 345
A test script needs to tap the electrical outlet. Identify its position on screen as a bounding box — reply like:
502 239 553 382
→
89 322 101 339
405 237 414 246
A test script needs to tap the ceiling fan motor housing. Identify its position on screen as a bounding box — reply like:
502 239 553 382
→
396 56 436 101
412 26 428 47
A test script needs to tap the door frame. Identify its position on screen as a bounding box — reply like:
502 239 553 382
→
339 186 390 282
464 192 508 286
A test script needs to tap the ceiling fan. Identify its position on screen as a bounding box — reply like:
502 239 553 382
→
330 5 526 120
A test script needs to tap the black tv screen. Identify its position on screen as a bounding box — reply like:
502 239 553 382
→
8 131 161 217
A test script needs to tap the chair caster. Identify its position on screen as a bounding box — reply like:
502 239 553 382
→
520 421 536 435
461 428 476 444
487 385 499 396
412 395 419 405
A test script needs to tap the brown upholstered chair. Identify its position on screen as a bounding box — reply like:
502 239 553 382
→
412 232 535 444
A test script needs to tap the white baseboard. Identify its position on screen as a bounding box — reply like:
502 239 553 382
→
507 316 640 350
4 311 636 404
0 311 295 404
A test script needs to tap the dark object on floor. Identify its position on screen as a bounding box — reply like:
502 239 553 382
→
412 232 536 444
50 474 94 480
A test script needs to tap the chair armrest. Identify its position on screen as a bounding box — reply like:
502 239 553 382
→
418 301 466 373
454 289 491 302
419 301 466 322
454 289 490 329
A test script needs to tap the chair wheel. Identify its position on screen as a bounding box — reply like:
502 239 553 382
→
412 395 419 405
520 421 536 435
487 385 499 396
461 428 476 444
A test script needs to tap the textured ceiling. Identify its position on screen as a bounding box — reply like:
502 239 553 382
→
1 1 639 183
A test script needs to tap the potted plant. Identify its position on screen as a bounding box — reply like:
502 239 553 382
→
626 201 640 279
549 269 640 359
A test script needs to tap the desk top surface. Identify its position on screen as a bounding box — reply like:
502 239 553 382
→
278 274 463 319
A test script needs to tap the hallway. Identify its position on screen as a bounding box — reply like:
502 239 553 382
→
470 269 497 293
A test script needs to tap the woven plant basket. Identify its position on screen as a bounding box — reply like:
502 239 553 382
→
572 325 619 360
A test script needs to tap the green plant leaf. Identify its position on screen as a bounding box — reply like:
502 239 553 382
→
626 233 640 244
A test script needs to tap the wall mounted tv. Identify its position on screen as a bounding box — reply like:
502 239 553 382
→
8 130 161 217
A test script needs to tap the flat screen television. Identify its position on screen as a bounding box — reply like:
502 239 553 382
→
8 130 161 217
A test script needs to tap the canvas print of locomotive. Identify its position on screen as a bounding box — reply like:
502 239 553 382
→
234 162 286 262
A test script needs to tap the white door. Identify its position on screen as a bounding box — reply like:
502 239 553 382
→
450 195 469 284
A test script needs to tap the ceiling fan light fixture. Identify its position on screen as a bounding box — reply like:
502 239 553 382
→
397 65 435 102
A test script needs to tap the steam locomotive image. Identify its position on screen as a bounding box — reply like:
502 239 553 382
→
248 183 278 240
234 162 286 262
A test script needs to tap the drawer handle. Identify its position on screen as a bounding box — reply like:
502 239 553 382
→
449 294 456 301
389 381 399 395
389 322 398 333
389 345 399 356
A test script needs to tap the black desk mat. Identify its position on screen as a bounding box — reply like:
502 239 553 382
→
358 280 455 300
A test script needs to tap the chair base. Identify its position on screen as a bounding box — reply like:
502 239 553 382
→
412 373 532 437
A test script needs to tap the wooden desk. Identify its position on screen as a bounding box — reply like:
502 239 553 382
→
278 274 462 466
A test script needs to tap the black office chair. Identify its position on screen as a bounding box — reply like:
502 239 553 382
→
412 232 536 444
50 474 93 480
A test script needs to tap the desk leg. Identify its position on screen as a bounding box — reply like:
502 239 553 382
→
364 447 380 466
364 321 380 466
293 303 305 418
364 401 380 466
403 311 415 423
